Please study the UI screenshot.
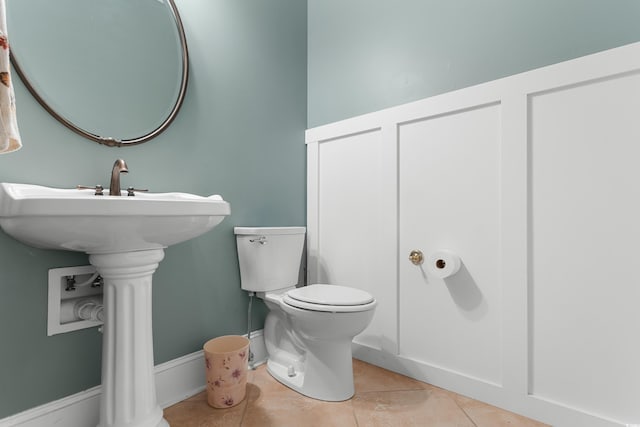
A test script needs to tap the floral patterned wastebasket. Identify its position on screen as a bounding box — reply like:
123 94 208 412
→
203 335 250 408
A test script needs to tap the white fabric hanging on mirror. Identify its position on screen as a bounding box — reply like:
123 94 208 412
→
0 0 21 154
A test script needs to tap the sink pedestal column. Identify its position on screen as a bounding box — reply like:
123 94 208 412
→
90 249 168 427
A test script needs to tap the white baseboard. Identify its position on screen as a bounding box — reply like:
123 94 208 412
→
0 330 266 427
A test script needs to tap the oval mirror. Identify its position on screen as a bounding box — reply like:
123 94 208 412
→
7 0 188 147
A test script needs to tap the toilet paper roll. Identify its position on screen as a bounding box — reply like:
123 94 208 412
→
427 250 461 279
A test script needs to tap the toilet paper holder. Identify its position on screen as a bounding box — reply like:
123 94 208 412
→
408 250 424 265
408 251 450 269
409 249 462 279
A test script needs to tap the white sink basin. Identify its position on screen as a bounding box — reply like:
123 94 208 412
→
0 182 231 253
0 181 230 427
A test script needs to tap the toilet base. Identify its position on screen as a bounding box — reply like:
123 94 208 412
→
266 338 355 402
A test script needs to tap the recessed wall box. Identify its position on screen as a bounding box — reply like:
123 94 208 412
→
48 265 104 336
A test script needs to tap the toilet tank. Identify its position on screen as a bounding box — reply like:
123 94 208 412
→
234 226 305 292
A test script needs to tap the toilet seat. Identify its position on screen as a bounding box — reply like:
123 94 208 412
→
283 284 375 313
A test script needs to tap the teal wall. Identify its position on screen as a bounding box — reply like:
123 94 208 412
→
3 0 640 420
308 0 640 127
0 0 306 418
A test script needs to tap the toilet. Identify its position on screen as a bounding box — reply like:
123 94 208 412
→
234 226 377 401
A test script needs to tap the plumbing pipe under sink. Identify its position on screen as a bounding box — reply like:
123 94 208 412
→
60 296 104 323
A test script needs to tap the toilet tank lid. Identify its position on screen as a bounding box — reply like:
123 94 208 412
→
234 226 306 235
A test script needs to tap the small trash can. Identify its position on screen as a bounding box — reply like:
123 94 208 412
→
203 335 250 408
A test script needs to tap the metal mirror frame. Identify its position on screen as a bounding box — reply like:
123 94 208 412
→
9 0 189 147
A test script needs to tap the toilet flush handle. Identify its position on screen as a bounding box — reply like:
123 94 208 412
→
250 236 267 245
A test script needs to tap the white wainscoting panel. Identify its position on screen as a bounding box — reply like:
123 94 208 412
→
398 103 502 386
310 127 398 353
306 42 640 427
529 71 640 423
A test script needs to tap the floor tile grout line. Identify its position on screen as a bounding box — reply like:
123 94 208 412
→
349 398 360 427
453 399 480 427
238 398 248 427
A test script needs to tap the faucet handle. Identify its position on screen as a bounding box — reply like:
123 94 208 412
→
77 184 104 196
126 187 149 197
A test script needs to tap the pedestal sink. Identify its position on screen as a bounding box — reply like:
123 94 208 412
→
0 183 231 427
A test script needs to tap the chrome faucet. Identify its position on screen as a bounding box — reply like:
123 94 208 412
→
109 159 128 196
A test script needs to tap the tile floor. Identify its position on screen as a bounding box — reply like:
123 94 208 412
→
164 359 548 426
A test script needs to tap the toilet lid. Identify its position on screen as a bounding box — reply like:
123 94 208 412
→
285 284 374 307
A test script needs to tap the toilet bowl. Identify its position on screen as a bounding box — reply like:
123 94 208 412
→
234 227 377 401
